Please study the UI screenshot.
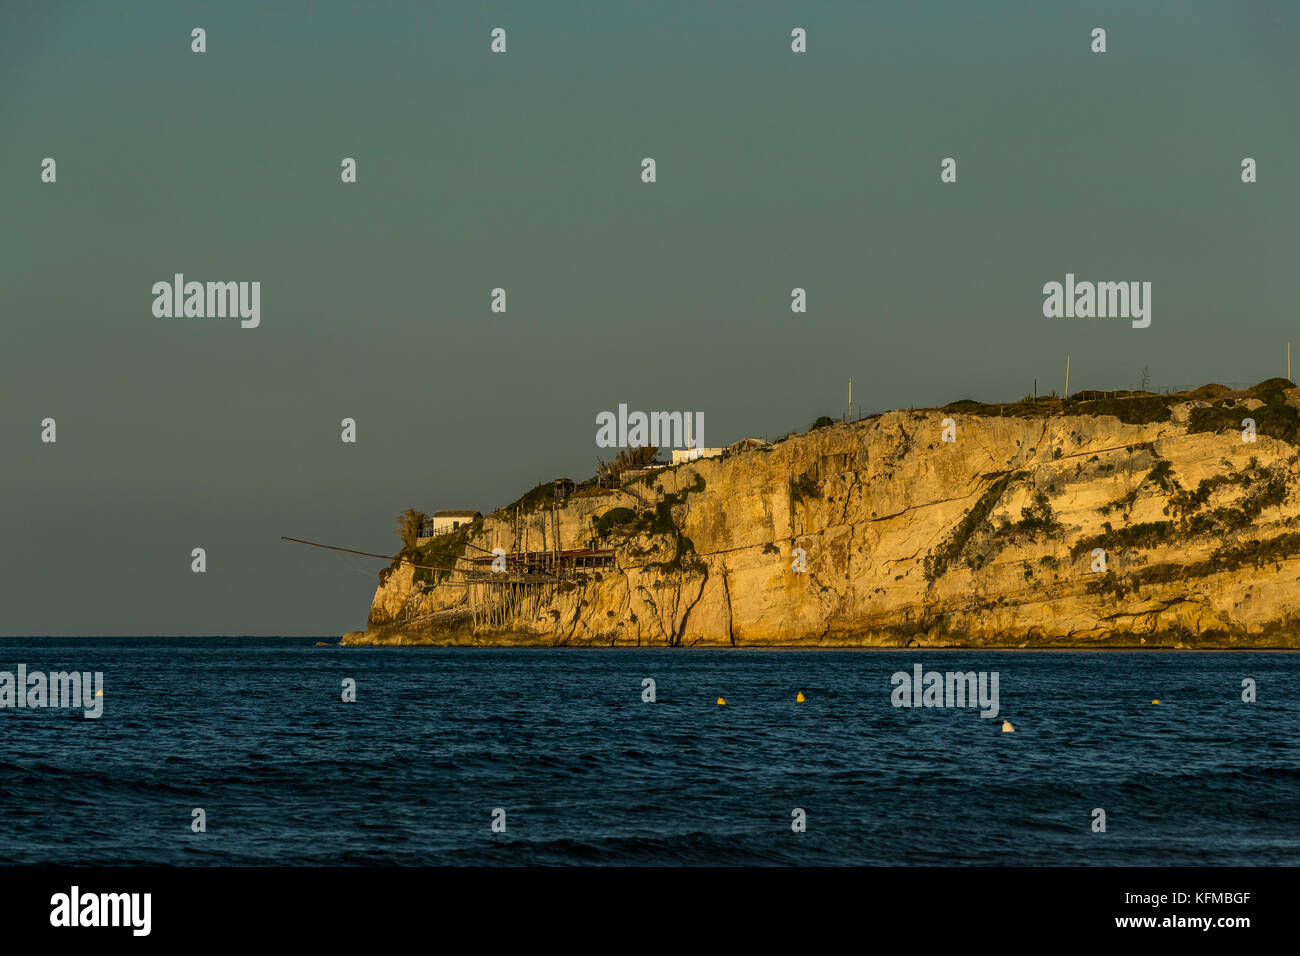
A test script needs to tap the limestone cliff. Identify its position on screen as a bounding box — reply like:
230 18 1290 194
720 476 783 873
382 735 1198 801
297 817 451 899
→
344 382 1300 648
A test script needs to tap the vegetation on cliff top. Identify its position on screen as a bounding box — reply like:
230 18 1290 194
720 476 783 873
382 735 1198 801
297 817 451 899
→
379 519 473 587
939 377 1295 428
1188 379 1300 444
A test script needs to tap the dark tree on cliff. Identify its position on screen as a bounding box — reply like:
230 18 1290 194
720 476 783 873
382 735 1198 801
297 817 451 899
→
396 509 428 550
597 445 659 484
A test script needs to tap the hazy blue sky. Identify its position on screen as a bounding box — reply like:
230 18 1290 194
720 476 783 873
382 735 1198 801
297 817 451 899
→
3 1 1297 635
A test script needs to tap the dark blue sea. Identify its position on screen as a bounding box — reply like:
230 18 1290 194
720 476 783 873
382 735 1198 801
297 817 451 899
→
0 638 1295 865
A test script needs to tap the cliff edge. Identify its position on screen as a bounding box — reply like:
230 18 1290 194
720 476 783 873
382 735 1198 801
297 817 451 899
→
344 381 1300 648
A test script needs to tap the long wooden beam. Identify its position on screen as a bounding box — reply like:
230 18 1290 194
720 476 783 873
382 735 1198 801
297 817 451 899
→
280 536 461 573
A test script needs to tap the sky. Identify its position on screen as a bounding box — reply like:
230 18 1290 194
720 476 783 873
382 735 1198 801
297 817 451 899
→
2 0 1297 635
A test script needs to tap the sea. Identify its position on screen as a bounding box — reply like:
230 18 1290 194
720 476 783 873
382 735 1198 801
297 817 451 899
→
0 638 1295 865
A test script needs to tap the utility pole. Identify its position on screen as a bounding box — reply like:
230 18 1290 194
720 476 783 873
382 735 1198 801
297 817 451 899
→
1065 356 1070 402
1289 343 1292 381
848 377 853 423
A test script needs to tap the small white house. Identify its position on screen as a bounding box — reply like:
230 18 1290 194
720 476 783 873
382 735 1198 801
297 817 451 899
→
418 510 481 541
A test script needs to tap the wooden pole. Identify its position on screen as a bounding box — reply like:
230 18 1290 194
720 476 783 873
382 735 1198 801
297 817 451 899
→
1065 356 1070 402
279 536 460 574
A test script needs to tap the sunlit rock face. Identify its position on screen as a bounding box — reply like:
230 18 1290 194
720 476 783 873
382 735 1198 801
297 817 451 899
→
350 389 1300 648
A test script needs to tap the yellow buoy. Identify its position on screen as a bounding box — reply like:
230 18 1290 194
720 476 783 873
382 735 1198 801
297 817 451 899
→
1151 699 1160 705
1001 720 1014 733
716 697 726 705
796 692 805 702
96 690 103 697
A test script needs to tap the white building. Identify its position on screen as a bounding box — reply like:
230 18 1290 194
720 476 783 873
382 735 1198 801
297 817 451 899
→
418 510 481 541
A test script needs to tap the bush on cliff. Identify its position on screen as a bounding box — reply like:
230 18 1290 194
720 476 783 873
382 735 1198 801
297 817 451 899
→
396 508 428 550
595 507 636 537
1069 394 1176 425
1189 400 1300 445
1249 377 1295 405
1012 490 1060 536
504 481 560 515
924 472 1017 581
1145 459 1179 493
382 524 472 586
1070 521 1174 560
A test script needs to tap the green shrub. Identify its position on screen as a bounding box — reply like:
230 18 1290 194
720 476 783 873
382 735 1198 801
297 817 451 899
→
1184 467 1287 536
924 472 1017 581
1071 521 1173 560
1069 395 1176 424
1249 377 1295 405
595 507 637 538
1188 403 1243 435
381 523 472 585
1189 390 1300 445
1013 490 1060 535
1171 476 1227 516
1145 459 1178 493
1089 532 1300 597
1100 488 1138 516
505 481 559 514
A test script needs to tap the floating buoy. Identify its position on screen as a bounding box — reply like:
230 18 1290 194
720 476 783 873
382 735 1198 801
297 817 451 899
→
716 697 726 706
96 690 103 697
1151 699 1160 705
1001 720 1014 733
796 692 805 702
